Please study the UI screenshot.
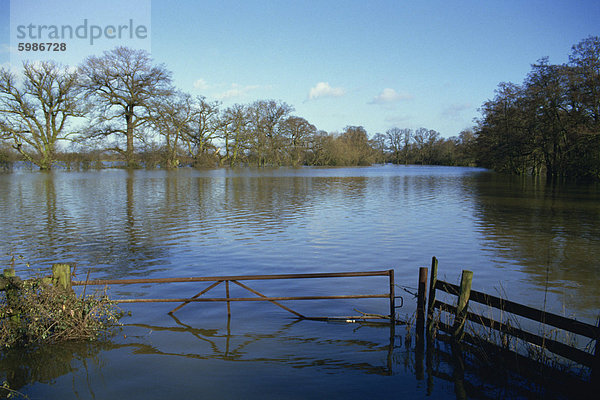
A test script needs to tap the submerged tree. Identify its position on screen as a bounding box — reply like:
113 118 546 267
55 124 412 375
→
247 100 294 166
148 91 194 169
219 103 251 166
278 115 316 166
0 61 85 169
474 36 600 179
79 46 172 168
186 96 221 164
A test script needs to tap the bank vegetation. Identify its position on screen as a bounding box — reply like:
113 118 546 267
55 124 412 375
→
0 38 598 179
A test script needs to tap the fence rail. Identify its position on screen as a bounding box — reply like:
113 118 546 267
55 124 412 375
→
70 268 397 322
422 257 600 375
434 280 598 340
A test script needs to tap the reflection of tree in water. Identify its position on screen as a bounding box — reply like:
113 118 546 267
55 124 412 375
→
219 175 369 233
0 340 114 398
2 169 375 279
0 171 170 280
469 173 600 315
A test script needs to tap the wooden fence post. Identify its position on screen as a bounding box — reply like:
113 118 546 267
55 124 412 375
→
417 267 428 335
52 263 72 291
453 270 473 342
3 268 20 323
426 257 438 336
2 268 16 285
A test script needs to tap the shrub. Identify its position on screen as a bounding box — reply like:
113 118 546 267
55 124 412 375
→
0 278 122 348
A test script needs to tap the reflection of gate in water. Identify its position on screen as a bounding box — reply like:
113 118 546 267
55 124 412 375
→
72 270 398 323
124 313 398 375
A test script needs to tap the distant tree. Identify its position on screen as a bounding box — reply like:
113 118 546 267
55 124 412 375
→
566 36 600 177
456 128 478 166
475 82 534 173
79 46 172 168
424 129 441 164
370 132 387 163
186 96 221 163
0 142 16 170
305 130 334 166
386 127 404 164
0 61 85 169
247 100 293 166
148 91 194 169
525 58 574 177
219 103 251 166
568 36 600 131
473 37 600 179
401 128 412 164
278 116 316 166
412 127 440 164
338 126 375 165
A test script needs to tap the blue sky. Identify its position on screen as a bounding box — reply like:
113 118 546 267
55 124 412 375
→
1 0 599 138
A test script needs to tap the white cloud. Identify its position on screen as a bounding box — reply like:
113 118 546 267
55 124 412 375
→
308 82 346 100
370 88 413 104
215 83 260 100
193 78 210 90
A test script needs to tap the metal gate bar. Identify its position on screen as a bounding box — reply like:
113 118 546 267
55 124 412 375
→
72 270 396 323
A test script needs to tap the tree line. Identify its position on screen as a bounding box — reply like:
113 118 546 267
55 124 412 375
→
0 46 476 170
1 37 598 179
474 36 600 179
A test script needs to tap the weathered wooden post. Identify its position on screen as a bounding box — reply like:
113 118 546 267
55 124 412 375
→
1 268 16 287
416 267 428 335
426 257 438 336
2 268 20 323
52 263 72 291
452 270 473 342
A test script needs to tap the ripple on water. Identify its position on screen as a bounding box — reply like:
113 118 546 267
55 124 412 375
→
0 166 598 322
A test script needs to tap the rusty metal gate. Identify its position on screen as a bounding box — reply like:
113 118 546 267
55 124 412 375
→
72 270 398 323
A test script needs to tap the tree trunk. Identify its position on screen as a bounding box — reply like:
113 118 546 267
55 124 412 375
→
125 106 136 168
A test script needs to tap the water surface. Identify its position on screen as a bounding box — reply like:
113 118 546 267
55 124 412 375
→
1 165 598 398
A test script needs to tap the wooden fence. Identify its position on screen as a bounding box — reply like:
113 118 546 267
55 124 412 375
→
419 257 600 377
4 259 598 376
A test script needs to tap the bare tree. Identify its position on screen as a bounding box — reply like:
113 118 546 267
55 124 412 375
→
278 116 316 166
371 132 387 163
0 61 85 169
247 100 293 166
186 96 221 161
386 127 403 164
148 91 194 169
79 46 172 167
219 104 251 166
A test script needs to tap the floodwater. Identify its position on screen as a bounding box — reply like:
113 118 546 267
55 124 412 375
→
0 165 598 399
